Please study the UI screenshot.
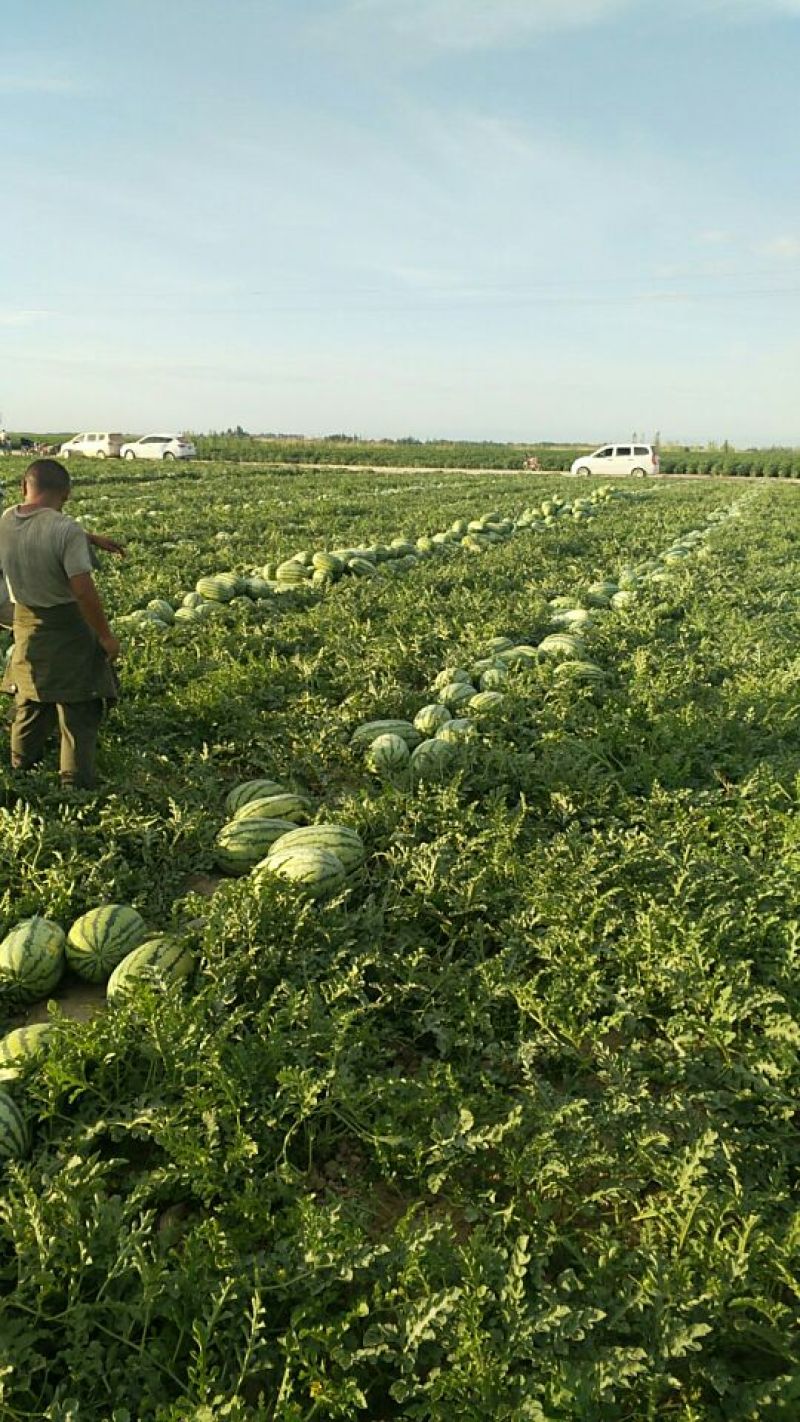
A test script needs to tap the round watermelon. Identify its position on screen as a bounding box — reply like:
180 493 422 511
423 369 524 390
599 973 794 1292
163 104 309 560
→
66 905 148 983
414 704 451 736
0 917 65 1004
257 846 346 899
0 1023 53 1068
366 733 411 775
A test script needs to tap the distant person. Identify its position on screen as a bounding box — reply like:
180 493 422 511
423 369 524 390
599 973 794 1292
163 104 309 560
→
0 459 125 789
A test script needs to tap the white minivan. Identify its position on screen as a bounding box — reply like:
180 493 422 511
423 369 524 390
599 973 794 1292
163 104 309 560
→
570 443 660 477
60 432 123 459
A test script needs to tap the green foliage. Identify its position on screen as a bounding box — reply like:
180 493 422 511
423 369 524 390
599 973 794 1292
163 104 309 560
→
0 469 798 1418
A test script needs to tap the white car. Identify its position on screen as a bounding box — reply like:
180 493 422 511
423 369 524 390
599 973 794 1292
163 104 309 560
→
120 434 197 461
59 432 123 459
570 443 660 477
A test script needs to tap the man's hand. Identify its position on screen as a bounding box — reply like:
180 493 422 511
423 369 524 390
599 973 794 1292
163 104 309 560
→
89 533 126 557
100 634 121 663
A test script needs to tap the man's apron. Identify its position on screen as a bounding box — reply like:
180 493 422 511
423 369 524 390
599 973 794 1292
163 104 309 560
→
2 603 118 703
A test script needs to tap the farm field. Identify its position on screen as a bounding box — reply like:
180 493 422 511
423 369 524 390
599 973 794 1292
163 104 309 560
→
0 461 799 1420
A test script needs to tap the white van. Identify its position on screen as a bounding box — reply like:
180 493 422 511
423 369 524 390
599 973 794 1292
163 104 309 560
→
59 432 123 460
570 444 660 477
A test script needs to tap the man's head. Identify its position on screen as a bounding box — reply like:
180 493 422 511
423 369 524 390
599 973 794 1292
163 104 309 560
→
22 459 71 508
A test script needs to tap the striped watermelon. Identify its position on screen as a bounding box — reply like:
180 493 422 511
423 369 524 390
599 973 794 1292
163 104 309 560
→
182 591 205 609
0 917 65 1003
196 575 235 603
312 552 344 576
485 636 514 654
497 645 539 669
259 823 365 871
438 681 477 710
216 817 296 874
257 845 346 898
537 633 585 660
0 1090 30 1161
173 606 201 623
351 719 421 749
414 704 451 736
226 778 285 817
66 905 148 983
553 660 606 685
480 666 508 690
432 667 472 691
107 936 195 1005
0 1023 53 1068
409 737 455 780
348 557 379 578
467 690 505 715
232 791 312 824
366 733 411 774
276 560 310 584
147 599 175 624
435 717 475 743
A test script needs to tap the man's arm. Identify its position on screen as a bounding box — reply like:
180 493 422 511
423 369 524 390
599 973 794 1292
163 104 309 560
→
87 532 126 557
68 572 120 662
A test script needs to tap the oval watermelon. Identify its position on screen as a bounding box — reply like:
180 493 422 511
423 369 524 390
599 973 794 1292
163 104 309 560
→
216 818 296 874
107 936 195 1005
0 1090 30 1160
351 720 421 749
0 1023 53 1068
257 846 346 899
258 823 365 872
226 778 284 817
0 918 65 1004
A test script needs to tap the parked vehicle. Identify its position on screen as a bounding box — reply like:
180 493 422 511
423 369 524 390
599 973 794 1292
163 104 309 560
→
120 434 197 461
570 443 660 477
59 433 123 460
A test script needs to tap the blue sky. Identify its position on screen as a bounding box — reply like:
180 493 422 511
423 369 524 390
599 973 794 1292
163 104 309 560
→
3 0 800 444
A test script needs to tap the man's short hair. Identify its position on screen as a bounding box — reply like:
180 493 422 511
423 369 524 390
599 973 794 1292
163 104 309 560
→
24 459 71 496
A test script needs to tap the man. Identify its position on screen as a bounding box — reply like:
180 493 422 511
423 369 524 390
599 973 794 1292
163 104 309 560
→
0 459 124 789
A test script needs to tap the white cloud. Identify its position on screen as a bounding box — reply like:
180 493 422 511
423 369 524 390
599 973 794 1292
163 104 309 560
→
761 235 800 258
0 72 84 96
324 0 632 50
0 310 50 327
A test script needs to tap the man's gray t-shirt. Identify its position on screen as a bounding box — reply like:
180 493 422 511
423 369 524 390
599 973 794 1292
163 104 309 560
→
0 507 93 607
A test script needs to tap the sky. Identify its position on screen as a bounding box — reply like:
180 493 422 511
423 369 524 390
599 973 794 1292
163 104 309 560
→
3 0 800 445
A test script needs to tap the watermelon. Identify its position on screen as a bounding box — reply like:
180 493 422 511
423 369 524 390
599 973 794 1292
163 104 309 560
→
351 720 421 749
107 936 195 1005
480 666 508 690
553 660 606 685
0 1090 30 1160
0 1023 53 1068
257 846 346 899
311 553 343 576
497 645 539 669
216 817 296 874
348 556 379 578
467 690 505 715
276 560 311 584
232 792 311 824
66 905 148 983
196 575 235 603
550 608 592 630
259 823 365 871
485 636 514 654
611 590 637 609
409 738 455 780
414 704 451 736
147 598 175 624
367 733 411 775
182 591 205 609
537 633 585 660
438 681 477 710
435 717 475 743
432 667 472 692
0 918 65 1004
173 606 201 623
226 778 285 817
